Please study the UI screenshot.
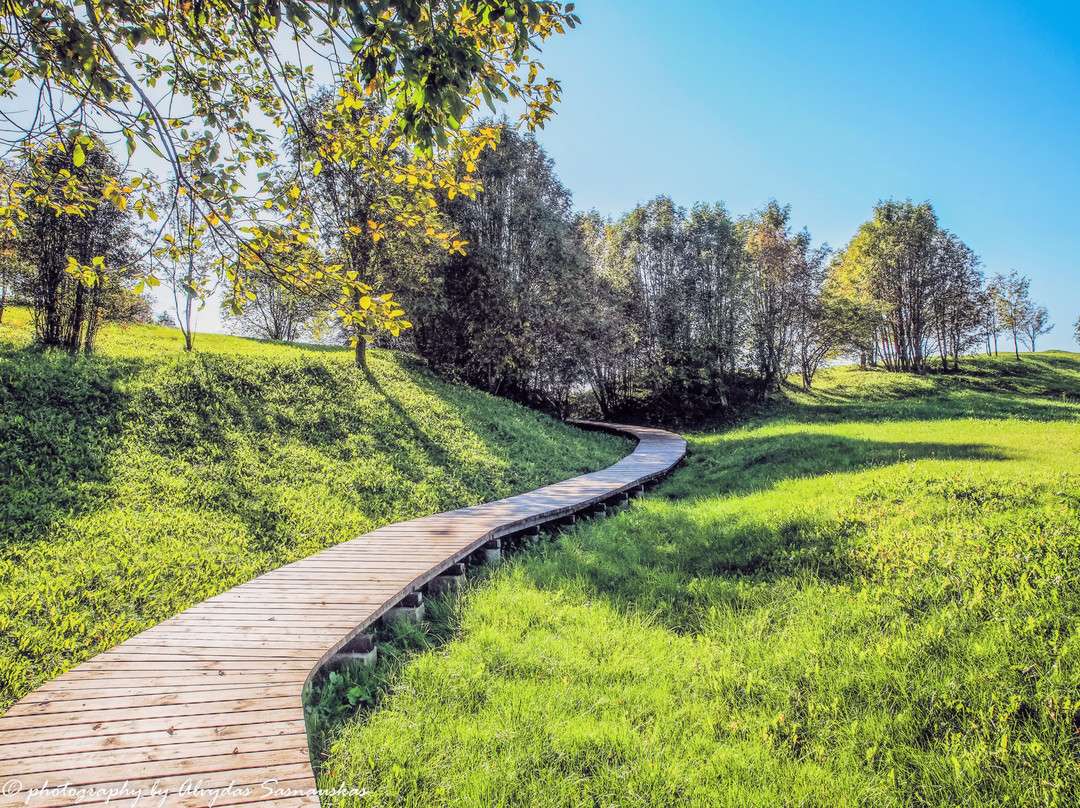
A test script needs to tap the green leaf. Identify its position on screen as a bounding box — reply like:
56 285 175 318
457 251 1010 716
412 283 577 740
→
73 144 86 168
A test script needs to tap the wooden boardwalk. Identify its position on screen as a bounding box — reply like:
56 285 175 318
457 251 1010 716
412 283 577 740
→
0 422 685 808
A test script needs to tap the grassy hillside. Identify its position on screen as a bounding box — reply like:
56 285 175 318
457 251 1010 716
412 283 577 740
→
0 308 628 712
326 353 1080 807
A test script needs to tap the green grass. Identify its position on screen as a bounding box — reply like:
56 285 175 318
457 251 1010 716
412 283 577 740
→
324 353 1080 807
0 308 628 712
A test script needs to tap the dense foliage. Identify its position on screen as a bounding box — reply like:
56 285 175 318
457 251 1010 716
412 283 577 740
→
325 352 1080 807
0 308 627 712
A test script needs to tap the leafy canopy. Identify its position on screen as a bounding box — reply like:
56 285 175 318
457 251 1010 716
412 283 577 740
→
0 0 578 328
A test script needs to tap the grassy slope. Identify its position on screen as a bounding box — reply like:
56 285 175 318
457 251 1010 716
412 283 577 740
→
0 308 628 712
326 353 1080 808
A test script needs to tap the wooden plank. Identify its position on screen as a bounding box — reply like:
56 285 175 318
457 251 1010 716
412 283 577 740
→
22 678 306 701
0 697 302 730
6 765 317 808
0 708 303 745
0 719 306 753
6 684 301 717
0 732 311 776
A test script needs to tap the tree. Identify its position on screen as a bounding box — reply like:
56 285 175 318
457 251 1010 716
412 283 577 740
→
677 203 745 403
1074 315 1080 346
1021 304 1053 353
827 201 988 373
573 210 644 417
156 195 220 350
225 267 324 342
289 91 455 368
742 201 807 395
14 137 143 352
856 200 939 373
1 0 579 336
992 270 1033 360
929 231 983 370
408 123 591 408
788 243 835 389
823 242 884 367
0 161 26 324
978 282 1001 356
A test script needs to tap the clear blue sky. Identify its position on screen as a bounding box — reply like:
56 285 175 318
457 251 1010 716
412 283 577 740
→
530 0 1080 350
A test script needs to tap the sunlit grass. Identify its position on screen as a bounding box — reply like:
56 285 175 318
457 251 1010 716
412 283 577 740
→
0 310 627 711
325 353 1080 807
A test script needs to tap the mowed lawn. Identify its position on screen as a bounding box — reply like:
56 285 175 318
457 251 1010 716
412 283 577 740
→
0 308 628 712
325 354 1080 807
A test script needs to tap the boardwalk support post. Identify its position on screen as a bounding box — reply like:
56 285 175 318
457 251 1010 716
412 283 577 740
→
385 591 425 624
426 563 466 595
334 633 377 666
482 538 502 564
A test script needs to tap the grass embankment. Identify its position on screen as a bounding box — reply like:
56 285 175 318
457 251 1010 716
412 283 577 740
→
0 308 628 713
326 353 1080 807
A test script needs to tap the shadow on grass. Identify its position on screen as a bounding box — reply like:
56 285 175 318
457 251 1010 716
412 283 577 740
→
0 344 134 546
787 354 1080 426
517 432 1012 634
667 433 1012 500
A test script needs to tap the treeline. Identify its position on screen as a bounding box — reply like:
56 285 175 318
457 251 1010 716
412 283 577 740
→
3 121 1061 423
369 125 1055 419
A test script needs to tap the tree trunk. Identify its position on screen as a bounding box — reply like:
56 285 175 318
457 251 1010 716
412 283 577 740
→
354 334 367 369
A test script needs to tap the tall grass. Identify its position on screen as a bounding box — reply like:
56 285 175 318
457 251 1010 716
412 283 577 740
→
325 354 1080 807
0 309 627 711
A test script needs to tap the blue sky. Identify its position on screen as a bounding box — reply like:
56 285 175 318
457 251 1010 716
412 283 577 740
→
529 0 1080 350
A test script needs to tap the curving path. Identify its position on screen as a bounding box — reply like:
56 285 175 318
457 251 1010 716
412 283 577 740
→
0 422 685 808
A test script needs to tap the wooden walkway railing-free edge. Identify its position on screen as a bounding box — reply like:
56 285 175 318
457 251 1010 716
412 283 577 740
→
0 421 686 808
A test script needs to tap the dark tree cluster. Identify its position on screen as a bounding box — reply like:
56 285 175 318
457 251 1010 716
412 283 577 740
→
3 142 152 351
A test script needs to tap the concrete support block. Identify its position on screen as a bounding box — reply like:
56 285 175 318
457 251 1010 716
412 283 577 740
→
385 591 425 624
483 538 502 564
426 563 466 595
334 633 377 666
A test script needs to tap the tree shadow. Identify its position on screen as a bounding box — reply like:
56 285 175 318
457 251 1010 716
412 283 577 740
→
667 433 1013 501
0 344 135 546
518 432 1013 634
788 354 1080 425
